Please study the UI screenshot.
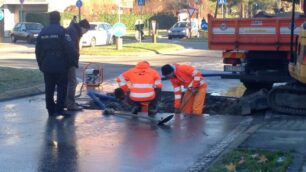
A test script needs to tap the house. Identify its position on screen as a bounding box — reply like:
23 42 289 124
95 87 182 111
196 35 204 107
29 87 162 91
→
0 0 75 37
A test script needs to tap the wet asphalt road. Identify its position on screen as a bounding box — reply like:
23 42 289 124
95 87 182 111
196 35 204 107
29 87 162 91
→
0 95 251 172
0 38 250 171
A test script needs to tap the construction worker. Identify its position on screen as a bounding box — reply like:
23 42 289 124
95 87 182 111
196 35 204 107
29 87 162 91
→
35 11 77 117
65 19 90 111
114 61 162 116
161 64 207 115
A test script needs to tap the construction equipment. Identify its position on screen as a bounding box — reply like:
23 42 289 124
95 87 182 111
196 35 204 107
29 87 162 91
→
268 0 306 115
76 63 103 98
209 0 305 90
208 0 306 115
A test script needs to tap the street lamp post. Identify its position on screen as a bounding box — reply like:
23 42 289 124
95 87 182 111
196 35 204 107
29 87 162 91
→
20 0 24 22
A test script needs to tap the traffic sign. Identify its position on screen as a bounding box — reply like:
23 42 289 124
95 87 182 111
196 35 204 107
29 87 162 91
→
188 8 196 17
112 23 126 37
0 10 3 21
138 0 145 6
20 0 24 4
76 0 82 8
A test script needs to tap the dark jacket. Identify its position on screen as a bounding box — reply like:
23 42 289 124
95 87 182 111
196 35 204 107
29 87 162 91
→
35 23 77 73
66 22 82 67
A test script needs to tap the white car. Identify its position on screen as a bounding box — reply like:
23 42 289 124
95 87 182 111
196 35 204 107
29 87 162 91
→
80 22 114 48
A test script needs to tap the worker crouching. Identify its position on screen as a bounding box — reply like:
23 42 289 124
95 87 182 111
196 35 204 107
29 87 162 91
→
161 64 207 115
115 61 162 116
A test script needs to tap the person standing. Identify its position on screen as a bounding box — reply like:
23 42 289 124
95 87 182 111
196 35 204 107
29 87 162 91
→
115 61 162 116
161 64 207 115
35 11 77 117
65 19 90 111
70 16 77 24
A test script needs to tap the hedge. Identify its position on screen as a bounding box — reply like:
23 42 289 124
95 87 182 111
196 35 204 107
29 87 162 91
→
26 12 49 26
26 12 178 30
62 12 177 30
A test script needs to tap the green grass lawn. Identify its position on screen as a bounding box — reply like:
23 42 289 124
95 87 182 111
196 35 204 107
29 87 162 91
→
208 149 293 172
80 42 184 56
0 67 43 93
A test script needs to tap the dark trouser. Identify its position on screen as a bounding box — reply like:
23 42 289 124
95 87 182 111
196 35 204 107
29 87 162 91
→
66 66 77 107
44 72 68 114
126 89 160 113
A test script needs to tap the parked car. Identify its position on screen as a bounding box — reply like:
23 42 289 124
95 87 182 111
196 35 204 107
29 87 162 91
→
80 22 114 48
168 21 199 39
10 22 43 43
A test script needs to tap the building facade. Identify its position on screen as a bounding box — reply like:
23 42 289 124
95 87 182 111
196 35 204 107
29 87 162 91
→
0 0 74 37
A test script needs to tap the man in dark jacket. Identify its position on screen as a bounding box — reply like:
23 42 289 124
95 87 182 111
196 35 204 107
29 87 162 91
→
65 19 90 111
35 11 77 117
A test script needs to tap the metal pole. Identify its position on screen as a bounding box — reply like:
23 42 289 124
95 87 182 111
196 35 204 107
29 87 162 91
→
78 7 81 22
21 4 23 22
118 0 121 23
214 0 220 18
222 3 224 18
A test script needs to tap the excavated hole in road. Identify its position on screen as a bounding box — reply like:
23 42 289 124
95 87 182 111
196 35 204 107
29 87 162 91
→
83 90 247 115
80 81 271 115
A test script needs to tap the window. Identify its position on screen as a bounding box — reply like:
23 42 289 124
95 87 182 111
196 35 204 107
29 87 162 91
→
14 23 22 31
25 23 43 30
97 24 104 31
89 24 97 30
20 24 26 31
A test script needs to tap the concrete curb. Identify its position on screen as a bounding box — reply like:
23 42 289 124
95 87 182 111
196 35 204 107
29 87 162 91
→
0 84 45 102
186 117 260 172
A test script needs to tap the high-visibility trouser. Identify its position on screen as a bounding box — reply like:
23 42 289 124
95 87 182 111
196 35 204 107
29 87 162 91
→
181 86 206 115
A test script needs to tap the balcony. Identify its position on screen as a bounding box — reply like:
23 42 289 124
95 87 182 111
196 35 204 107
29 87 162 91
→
3 0 48 5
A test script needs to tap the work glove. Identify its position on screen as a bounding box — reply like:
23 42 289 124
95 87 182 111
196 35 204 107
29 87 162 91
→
104 108 115 115
189 87 199 94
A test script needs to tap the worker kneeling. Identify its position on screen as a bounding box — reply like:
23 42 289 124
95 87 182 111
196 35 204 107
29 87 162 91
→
114 61 162 116
161 64 207 115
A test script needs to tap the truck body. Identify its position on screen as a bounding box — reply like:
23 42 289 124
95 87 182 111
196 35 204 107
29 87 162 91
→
208 13 305 89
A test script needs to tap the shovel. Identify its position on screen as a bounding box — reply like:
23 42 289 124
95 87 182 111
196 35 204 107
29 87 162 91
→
178 89 197 112
105 110 174 125
88 91 173 125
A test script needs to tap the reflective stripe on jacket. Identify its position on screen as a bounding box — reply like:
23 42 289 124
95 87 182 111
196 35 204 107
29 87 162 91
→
116 61 162 102
170 64 207 108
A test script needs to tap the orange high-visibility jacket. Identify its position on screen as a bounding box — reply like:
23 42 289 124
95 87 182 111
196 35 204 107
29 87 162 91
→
116 61 162 102
169 64 207 108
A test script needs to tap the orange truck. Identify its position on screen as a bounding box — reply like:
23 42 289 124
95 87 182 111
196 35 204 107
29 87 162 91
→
208 4 305 90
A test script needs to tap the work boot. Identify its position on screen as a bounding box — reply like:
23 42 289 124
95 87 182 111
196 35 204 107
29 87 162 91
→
131 106 140 115
48 110 55 117
104 108 115 115
67 104 83 111
54 110 71 116
148 109 158 117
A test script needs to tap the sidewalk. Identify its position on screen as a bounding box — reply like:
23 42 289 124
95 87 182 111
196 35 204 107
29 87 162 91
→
202 112 306 172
